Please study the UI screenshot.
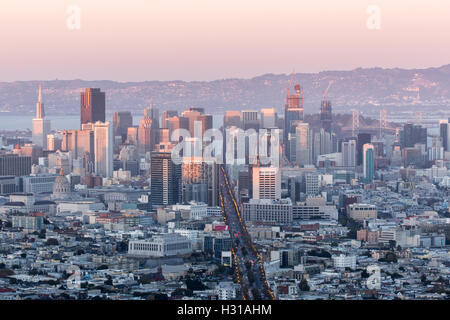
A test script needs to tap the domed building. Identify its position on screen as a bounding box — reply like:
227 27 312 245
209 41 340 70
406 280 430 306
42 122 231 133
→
52 168 71 200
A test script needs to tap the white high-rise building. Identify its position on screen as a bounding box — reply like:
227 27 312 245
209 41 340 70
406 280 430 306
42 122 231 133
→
252 166 281 200
32 85 51 150
342 139 357 167
94 121 113 178
295 122 312 166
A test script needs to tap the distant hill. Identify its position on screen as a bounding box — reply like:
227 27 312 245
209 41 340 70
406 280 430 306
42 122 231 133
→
0 65 448 116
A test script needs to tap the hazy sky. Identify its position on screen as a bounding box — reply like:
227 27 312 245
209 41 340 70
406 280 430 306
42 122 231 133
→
0 0 448 81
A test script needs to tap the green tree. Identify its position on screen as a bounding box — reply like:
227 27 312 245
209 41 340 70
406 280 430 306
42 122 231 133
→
38 229 46 239
388 240 396 251
420 274 427 284
45 238 59 246
185 278 206 291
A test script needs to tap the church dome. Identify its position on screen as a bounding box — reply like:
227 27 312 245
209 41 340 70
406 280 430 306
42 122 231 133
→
52 168 71 199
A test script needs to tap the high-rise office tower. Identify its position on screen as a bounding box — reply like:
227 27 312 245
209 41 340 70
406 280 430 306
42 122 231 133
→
320 100 332 133
32 85 51 150
126 127 139 146
199 114 213 134
46 134 61 152
251 165 281 200
313 128 333 161
161 110 178 129
180 112 213 137
80 88 105 127
357 133 372 166
61 126 95 164
150 152 181 206
137 110 159 154
158 128 170 144
165 115 189 139
295 122 312 167
223 111 241 129
342 139 357 167
428 136 444 161
180 108 211 137
260 108 277 129
13 144 42 165
77 128 95 163
439 119 450 151
94 121 113 178
241 110 259 131
401 123 427 149
113 111 133 142
144 105 160 127
284 83 304 142
363 143 375 183
181 156 219 206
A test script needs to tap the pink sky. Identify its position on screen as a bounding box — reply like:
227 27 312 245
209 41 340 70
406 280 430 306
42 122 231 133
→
0 0 448 81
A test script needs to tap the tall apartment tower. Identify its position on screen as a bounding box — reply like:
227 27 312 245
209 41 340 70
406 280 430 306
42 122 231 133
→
363 143 375 183
94 121 113 178
32 85 51 150
251 165 281 200
150 152 181 206
80 88 105 127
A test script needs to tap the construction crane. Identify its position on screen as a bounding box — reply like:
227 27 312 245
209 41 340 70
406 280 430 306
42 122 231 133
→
286 70 295 98
322 80 334 100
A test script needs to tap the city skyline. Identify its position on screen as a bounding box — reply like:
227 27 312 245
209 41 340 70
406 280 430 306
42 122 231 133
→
0 0 449 306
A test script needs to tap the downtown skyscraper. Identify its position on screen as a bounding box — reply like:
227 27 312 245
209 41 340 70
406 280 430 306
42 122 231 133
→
284 83 304 143
32 85 51 150
94 121 113 178
151 151 181 206
320 100 332 133
80 88 106 127
363 143 375 183
113 111 133 142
